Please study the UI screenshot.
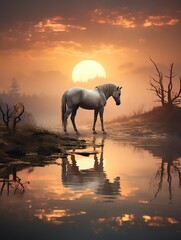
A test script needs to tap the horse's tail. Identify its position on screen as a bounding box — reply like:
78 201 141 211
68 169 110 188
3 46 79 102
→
61 91 67 126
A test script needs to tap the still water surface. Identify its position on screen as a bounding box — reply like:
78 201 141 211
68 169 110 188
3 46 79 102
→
0 135 181 240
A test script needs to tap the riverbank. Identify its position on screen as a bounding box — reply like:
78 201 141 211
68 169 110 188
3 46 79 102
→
0 126 86 167
107 106 181 138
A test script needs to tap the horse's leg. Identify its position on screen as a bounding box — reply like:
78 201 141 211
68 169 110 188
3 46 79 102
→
70 107 79 134
99 107 106 134
92 109 98 134
63 108 73 134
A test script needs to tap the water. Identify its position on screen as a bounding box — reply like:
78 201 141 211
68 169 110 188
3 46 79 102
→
0 134 181 240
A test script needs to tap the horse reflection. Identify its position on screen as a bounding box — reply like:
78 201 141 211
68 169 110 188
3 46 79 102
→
61 137 121 198
96 177 120 197
0 166 29 195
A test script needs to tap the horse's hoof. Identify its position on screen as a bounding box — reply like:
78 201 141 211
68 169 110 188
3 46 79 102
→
103 131 107 135
64 132 69 136
75 131 80 135
93 131 97 134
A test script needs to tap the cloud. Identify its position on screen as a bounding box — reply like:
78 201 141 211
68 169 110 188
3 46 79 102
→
0 0 180 58
33 17 86 33
90 9 136 28
91 8 180 28
143 16 180 27
0 0 180 29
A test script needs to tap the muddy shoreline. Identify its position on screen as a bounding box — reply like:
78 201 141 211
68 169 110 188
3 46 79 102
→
0 127 87 167
0 122 180 168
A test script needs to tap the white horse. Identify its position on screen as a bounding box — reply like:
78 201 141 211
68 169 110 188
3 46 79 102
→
61 83 122 134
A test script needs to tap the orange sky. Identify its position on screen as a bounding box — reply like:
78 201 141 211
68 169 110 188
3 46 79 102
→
0 0 181 119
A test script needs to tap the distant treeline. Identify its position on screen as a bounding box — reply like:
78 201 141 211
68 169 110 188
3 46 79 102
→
0 91 60 126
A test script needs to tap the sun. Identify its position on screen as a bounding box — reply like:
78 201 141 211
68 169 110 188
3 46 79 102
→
72 60 106 83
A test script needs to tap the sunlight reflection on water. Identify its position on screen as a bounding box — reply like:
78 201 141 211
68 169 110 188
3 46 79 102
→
0 134 181 239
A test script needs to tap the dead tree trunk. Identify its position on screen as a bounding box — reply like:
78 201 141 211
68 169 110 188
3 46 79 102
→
149 58 181 107
0 104 14 132
12 105 25 133
165 64 181 106
149 58 165 106
0 103 25 133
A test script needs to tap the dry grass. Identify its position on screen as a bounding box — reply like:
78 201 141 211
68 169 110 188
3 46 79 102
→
108 106 181 137
0 126 86 165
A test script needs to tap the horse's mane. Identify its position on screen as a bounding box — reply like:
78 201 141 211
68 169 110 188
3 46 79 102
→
96 83 117 99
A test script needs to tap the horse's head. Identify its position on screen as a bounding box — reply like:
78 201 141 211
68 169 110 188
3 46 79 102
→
112 86 122 105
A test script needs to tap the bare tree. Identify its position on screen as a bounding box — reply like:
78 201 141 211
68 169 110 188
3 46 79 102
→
0 104 14 131
12 103 25 133
149 58 181 107
166 63 181 106
0 103 25 133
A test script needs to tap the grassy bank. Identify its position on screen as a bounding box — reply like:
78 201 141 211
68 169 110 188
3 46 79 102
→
0 126 86 166
108 106 181 137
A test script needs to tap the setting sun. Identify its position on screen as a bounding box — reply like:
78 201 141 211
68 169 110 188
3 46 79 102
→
72 60 106 83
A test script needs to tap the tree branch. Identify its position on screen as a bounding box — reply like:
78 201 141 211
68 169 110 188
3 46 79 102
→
13 105 25 131
171 77 181 104
149 58 165 105
0 105 6 124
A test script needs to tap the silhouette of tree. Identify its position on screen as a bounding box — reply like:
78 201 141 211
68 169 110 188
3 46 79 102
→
0 166 29 195
0 103 25 133
152 159 181 201
8 78 20 96
0 104 14 130
149 58 181 107
144 141 181 202
12 103 25 132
